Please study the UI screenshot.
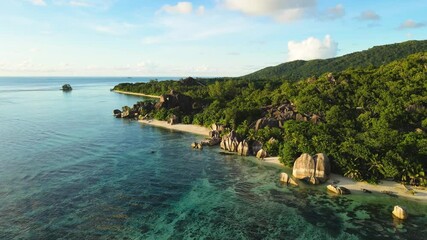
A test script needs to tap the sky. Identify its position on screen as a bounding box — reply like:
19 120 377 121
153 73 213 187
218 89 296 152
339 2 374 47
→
0 0 426 77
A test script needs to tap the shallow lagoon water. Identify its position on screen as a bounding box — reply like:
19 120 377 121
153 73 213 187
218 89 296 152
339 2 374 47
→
0 77 426 239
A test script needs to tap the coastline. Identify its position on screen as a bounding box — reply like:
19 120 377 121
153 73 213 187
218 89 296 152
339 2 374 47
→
113 90 161 99
138 119 210 136
135 117 427 202
264 157 427 202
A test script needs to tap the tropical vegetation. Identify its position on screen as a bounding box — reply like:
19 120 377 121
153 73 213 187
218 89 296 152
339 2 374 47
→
113 42 427 186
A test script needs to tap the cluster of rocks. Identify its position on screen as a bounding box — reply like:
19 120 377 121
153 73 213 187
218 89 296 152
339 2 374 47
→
156 90 195 114
253 103 322 131
279 173 298 186
192 124 223 150
113 90 196 121
292 153 331 184
219 130 267 158
113 101 155 119
279 153 331 188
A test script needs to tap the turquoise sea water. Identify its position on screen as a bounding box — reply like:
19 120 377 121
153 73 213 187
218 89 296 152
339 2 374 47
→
0 77 426 239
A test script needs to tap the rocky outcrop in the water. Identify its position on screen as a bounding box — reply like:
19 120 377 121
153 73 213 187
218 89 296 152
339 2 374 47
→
62 84 72 91
327 185 351 195
191 142 203 150
113 109 122 118
279 173 298 186
392 206 408 220
155 90 194 114
292 153 331 184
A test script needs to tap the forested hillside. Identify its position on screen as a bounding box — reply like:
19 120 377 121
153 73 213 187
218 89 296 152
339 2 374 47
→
114 51 427 186
243 40 427 81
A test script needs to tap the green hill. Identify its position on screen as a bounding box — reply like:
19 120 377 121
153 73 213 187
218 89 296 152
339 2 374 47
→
243 40 427 81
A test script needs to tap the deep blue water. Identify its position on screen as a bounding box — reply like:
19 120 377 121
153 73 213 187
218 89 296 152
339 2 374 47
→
0 77 426 239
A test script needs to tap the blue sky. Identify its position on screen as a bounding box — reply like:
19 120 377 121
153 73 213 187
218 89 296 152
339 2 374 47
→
0 0 426 77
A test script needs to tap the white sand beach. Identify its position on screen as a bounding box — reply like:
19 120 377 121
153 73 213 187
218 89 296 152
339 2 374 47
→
263 157 427 202
113 90 161 99
139 119 210 136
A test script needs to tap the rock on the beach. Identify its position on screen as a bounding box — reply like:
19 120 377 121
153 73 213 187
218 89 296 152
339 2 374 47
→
209 130 220 139
211 123 225 133
327 185 351 195
392 206 408 220
252 141 263 155
292 153 315 180
313 153 331 182
168 115 178 125
292 153 330 184
220 136 226 150
237 140 250 156
230 139 239 152
256 149 267 159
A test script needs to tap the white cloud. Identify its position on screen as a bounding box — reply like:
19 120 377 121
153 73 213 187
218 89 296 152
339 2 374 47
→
69 1 91 7
287 35 338 61
222 0 316 22
197 6 205 15
52 0 114 10
135 61 158 72
92 22 137 35
142 14 249 44
357 11 380 21
30 0 47 6
398 19 425 30
321 4 345 20
0 59 73 73
159 2 194 14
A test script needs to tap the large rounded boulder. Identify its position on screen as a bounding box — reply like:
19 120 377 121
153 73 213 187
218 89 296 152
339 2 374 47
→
292 153 331 184
292 153 315 180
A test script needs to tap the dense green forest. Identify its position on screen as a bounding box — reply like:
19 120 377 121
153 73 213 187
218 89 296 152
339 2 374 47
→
244 40 427 81
114 50 427 186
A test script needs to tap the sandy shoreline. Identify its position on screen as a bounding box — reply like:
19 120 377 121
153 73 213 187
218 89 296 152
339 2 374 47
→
138 119 210 136
113 90 161 99
263 157 427 202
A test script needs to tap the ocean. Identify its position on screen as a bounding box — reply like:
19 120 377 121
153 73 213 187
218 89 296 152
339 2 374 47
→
0 77 426 239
